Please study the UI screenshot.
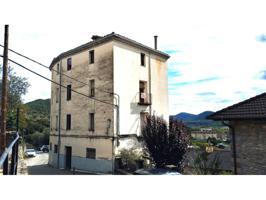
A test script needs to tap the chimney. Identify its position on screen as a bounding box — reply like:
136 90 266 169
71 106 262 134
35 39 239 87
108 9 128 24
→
154 35 158 50
91 35 102 41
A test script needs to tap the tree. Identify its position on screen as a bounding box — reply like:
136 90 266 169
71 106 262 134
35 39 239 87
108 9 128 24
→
142 115 191 172
0 65 30 131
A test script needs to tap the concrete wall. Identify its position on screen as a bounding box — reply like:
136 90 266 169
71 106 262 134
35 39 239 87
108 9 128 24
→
49 41 115 173
49 39 169 173
232 120 266 174
113 41 169 136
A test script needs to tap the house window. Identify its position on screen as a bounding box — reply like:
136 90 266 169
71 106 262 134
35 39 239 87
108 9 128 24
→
140 112 149 131
89 50 94 64
56 88 59 103
139 81 148 104
50 143 52 151
67 58 72 71
56 115 59 131
141 53 145 66
90 79 95 97
67 85 71 101
54 144 58 153
66 114 71 130
86 148 96 159
89 113 95 131
56 63 59 75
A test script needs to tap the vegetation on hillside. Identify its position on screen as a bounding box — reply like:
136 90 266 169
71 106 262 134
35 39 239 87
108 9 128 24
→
1 65 50 148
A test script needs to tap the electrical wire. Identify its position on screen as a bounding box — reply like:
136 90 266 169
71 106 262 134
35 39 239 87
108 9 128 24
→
0 44 114 95
0 55 116 107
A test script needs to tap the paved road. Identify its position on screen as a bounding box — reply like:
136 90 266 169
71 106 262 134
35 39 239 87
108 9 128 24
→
24 153 93 175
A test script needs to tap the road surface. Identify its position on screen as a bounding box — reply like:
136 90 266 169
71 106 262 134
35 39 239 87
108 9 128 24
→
24 152 93 175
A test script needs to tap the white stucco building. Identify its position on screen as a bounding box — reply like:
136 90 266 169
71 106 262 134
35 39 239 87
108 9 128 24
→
48 33 170 173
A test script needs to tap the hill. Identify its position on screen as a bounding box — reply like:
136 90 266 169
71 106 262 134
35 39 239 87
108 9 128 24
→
171 111 222 128
25 99 50 116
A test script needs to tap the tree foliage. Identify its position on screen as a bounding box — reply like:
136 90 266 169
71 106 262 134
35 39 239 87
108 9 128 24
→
142 115 191 172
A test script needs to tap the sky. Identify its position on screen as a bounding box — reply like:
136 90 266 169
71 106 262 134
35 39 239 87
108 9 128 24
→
1 0 266 115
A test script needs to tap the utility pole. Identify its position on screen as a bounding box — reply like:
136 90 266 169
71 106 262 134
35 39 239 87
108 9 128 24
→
1 25 9 175
1 25 9 155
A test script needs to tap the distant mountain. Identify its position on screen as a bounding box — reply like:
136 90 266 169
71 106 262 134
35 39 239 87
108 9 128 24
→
174 111 214 121
194 111 214 120
25 99 50 116
171 111 220 128
175 112 197 121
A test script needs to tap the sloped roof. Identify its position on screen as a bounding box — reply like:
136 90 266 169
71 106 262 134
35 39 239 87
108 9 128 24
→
207 92 266 120
49 32 170 69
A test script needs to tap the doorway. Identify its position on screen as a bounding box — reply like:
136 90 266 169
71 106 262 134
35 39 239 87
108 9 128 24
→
65 146 72 170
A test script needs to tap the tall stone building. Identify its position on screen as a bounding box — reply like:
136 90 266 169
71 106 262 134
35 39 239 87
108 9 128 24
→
48 33 170 173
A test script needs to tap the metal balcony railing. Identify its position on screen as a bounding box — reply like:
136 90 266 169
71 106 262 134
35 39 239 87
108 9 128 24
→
0 132 20 175
138 92 152 105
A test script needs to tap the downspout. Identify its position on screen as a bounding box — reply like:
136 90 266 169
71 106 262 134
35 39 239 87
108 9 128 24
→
222 121 237 175
111 94 119 175
148 53 152 115
57 59 62 169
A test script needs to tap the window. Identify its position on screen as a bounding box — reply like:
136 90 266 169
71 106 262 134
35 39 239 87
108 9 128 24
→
67 58 72 71
89 113 95 131
50 143 52 151
56 88 59 103
56 63 59 75
86 148 96 159
89 79 95 97
139 81 148 104
56 115 59 131
66 114 71 130
54 145 58 153
67 85 71 101
140 112 149 131
141 53 145 66
89 50 94 64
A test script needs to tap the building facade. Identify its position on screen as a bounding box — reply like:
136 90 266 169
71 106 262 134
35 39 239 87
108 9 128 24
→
48 33 170 173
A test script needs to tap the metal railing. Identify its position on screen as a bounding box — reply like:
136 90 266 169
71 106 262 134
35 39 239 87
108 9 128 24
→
0 132 20 175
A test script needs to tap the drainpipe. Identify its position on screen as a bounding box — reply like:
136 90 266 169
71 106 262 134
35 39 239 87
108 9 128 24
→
57 59 62 169
222 121 237 175
111 93 120 174
148 53 152 115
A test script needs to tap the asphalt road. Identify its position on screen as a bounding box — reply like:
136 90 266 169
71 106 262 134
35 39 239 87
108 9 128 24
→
24 152 93 175
25 153 74 175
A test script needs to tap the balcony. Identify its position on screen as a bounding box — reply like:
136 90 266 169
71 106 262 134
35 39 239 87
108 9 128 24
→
138 92 152 106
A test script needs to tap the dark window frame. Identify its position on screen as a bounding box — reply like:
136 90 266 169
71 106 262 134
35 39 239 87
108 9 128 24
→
66 114 71 130
89 113 95 131
67 57 72 71
67 84 71 101
86 148 96 159
56 115 59 131
89 79 95 97
56 63 59 75
141 53 145 66
56 88 59 103
54 144 58 153
89 50 95 64
50 143 52 151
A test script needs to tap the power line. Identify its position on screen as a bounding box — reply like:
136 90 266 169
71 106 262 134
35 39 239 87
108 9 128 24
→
0 44 114 95
0 55 116 107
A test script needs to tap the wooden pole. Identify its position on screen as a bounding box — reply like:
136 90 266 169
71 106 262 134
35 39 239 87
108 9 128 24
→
1 25 9 155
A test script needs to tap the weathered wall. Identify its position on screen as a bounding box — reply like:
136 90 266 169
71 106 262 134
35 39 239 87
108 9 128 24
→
113 41 169 136
232 120 266 174
49 41 115 170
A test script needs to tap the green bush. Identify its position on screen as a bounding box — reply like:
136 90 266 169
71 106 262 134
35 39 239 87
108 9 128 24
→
118 149 149 172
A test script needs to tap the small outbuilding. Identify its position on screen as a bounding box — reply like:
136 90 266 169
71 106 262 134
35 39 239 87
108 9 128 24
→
208 92 266 175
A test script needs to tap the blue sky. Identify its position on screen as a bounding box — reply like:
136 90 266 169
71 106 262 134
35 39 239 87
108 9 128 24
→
1 0 266 115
